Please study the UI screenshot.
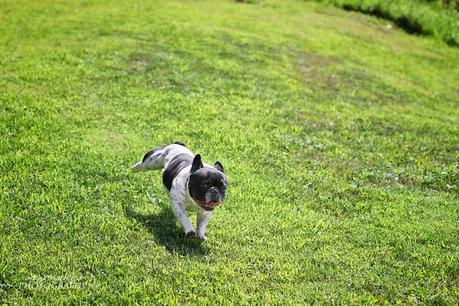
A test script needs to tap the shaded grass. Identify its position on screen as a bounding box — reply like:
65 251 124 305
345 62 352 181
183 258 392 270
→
0 0 458 304
312 0 459 46
124 207 209 256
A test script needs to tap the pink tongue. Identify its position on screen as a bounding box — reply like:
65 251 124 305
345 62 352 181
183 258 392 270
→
199 201 219 208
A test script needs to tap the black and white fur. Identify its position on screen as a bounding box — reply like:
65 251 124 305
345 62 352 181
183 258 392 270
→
131 142 227 239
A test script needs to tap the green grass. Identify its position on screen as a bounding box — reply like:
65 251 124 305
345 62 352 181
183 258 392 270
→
1 0 458 304
312 0 459 46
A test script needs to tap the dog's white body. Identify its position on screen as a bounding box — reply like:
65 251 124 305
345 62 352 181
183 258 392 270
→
132 144 213 239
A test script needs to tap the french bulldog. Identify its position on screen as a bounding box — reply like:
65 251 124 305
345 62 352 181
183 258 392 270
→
131 142 228 239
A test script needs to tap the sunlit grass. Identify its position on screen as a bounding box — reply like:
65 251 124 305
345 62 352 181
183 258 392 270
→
0 0 458 303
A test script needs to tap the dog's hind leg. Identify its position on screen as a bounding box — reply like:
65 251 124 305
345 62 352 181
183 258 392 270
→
131 146 167 172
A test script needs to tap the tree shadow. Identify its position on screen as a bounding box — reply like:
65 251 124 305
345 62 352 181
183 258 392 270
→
124 206 209 256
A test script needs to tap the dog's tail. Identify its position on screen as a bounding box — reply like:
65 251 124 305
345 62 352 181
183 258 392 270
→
131 146 167 172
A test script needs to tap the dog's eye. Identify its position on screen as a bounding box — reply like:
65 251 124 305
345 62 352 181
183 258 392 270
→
201 185 207 190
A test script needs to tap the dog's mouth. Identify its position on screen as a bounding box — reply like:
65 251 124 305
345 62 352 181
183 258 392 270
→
195 200 221 211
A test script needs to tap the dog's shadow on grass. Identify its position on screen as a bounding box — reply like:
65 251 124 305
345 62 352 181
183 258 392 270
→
124 206 209 256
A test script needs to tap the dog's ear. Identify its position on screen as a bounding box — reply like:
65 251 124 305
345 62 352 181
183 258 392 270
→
214 161 224 173
191 154 203 173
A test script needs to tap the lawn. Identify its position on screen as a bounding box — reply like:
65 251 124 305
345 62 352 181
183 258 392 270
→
1 0 458 304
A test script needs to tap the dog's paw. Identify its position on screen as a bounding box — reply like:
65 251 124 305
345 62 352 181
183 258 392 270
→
198 234 207 240
186 230 198 238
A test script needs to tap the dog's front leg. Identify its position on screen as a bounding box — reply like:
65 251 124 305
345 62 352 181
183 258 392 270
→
171 200 195 237
196 210 212 240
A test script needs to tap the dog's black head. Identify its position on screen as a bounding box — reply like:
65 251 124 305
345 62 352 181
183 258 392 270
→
188 154 228 211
